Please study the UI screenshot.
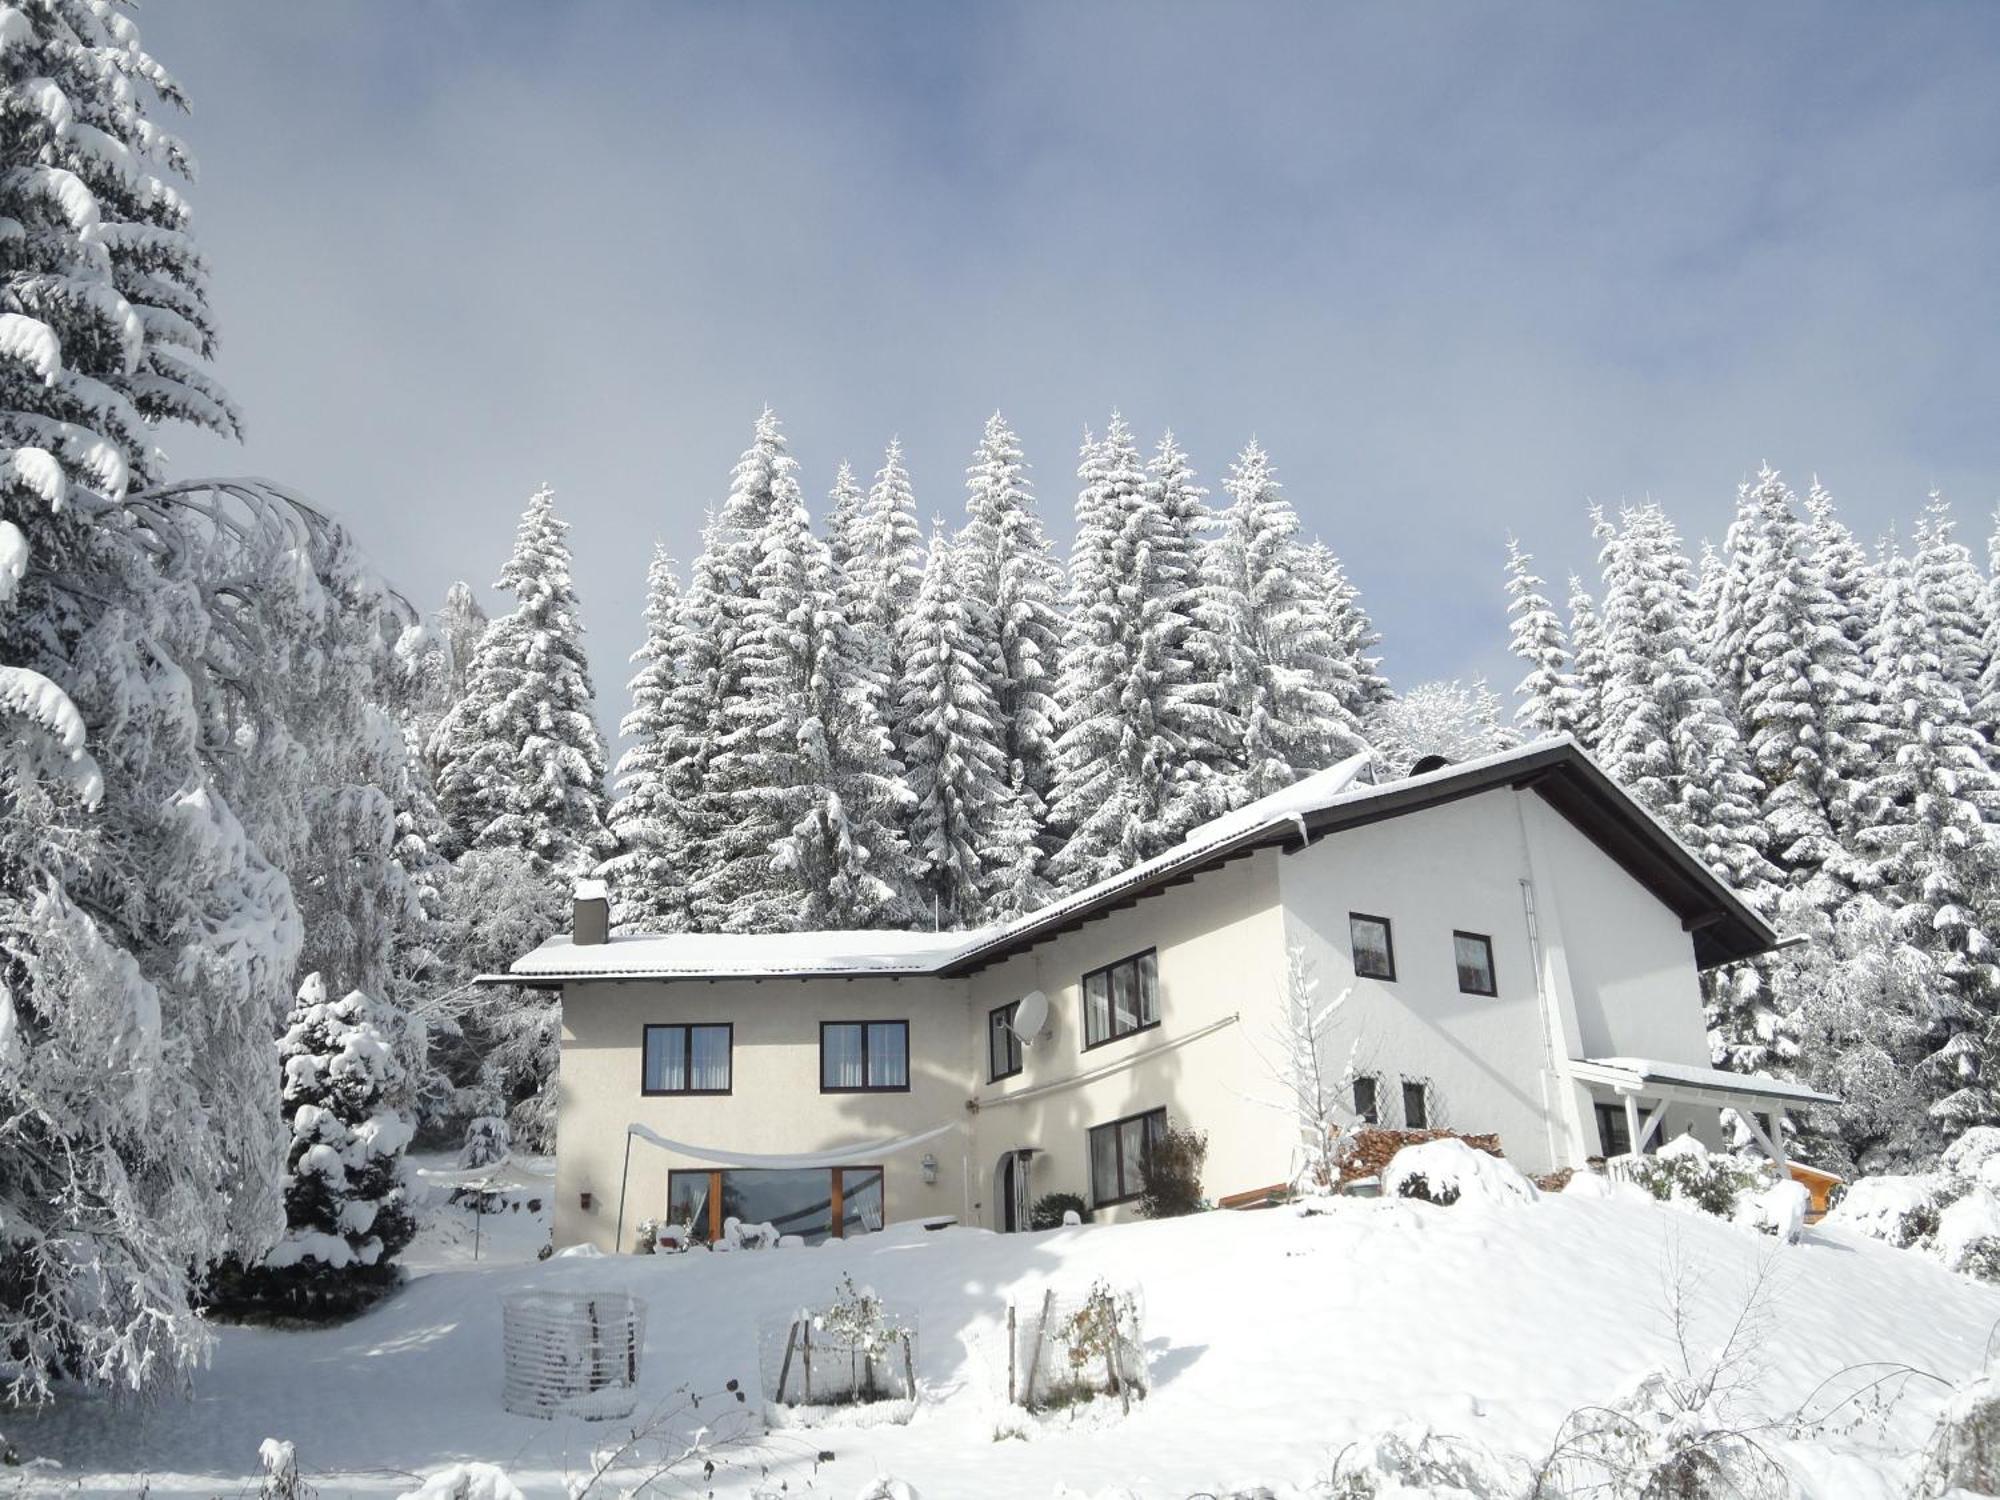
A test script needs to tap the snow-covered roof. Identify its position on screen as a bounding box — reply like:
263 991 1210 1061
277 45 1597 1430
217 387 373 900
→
507 927 973 981
500 737 1784 985
1569 1056 1839 1107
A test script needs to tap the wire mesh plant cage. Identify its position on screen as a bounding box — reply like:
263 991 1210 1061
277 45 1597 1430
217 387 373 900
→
756 1280 919 1425
1005 1281 1148 1415
501 1290 647 1420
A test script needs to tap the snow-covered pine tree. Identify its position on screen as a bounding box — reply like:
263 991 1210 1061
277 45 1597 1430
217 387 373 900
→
1364 679 1517 777
215 974 416 1318
826 459 868 580
1852 536 2000 1138
1913 494 1989 705
1503 537 1582 741
700 476 913 931
960 412 1063 831
1593 502 1782 1064
1564 573 1608 750
404 581 488 770
602 545 694 932
1298 539 1392 724
849 439 926 766
1208 440 1367 802
435 484 612 877
898 521 1017 926
1047 417 1193 887
1977 507 2000 746
1715 466 1872 891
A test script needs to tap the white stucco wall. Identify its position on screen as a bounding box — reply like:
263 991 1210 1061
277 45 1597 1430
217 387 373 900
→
551 782 1734 1249
963 848 1294 1227
554 976 972 1252
1276 787 1722 1176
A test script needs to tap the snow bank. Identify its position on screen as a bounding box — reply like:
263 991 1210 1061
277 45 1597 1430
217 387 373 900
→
396 1463 525 1500
1383 1137 1539 1207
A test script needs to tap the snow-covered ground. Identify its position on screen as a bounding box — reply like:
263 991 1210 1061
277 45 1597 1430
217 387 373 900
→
9 1156 1995 1499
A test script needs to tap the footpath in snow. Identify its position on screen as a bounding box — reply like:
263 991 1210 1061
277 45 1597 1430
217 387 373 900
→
9 1156 1997 1499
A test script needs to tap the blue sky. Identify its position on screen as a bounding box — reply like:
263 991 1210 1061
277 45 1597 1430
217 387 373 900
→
142 3 2000 732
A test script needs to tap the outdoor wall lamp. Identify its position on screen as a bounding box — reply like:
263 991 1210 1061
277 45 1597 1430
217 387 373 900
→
579 1190 593 1212
920 1152 938 1185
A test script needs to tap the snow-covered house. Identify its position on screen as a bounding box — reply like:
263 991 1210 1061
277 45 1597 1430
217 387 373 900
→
500 738 1831 1252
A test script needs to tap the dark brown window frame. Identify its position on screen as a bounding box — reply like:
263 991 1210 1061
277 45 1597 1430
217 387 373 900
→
1453 930 1498 996
819 1019 912 1094
1087 1105 1168 1207
988 1001 1023 1082
1080 948 1161 1051
1352 1073 1380 1125
1348 912 1397 982
640 1022 734 1096
1401 1078 1429 1130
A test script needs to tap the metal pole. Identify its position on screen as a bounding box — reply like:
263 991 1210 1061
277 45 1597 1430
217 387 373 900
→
614 1129 635 1253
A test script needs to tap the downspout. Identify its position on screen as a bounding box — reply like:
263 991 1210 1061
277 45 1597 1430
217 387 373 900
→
1514 797 1566 1168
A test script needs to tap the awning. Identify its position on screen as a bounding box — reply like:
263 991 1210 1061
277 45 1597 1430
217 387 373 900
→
1568 1056 1838 1108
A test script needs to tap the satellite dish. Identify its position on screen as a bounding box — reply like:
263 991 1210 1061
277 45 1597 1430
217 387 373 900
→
1011 990 1050 1047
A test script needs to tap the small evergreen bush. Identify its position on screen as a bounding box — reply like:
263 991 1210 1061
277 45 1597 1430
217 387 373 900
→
1138 1127 1208 1219
1030 1192 1090 1230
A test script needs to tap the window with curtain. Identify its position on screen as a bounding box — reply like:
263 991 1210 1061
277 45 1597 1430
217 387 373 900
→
820 1020 909 1092
1453 930 1497 996
642 1023 732 1094
1088 1106 1167 1206
1348 913 1396 981
1081 950 1159 1048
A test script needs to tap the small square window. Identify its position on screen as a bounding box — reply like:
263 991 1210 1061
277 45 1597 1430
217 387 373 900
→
1402 1079 1429 1130
642 1024 732 1095
820 1021 909 1093
1082 950 1160 1049
1353 1075 1379 1125
1453 931 1497 996
1349 914 1396 981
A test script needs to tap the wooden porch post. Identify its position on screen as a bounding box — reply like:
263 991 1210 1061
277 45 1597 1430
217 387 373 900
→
1622 1091 1642 1157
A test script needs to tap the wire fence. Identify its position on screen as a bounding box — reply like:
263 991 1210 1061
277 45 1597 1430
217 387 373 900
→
1004 1284 1148 1414
501 1290 647 1420
755 1308 920 1416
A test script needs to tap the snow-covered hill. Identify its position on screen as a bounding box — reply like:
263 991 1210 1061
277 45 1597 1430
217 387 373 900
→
10 1168 1994 1499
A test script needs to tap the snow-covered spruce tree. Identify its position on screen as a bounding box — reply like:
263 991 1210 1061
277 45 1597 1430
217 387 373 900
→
848 438 926 765
1047 417 1189 888
1712 467 1872 891
1913 493 1989 705
960 412 1063 832
1364 679 1517 778
602 545 697 932
1298 538 1392 725
212 975 416 1319
699 475 913 931
405 580 488 770
1207 441 1367 802
1852 535 2000 1138
898 521 1020 926
1563 573 1608 750
435 484 612 877
1141 430 1234 834
1977 507 2000 746
1503 537 1583 741
1593 502 1782 1066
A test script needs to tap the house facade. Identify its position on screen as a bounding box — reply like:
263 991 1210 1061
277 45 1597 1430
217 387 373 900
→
499 739 1829 1254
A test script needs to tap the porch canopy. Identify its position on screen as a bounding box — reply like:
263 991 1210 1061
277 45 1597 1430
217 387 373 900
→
1567 1056 1838 1168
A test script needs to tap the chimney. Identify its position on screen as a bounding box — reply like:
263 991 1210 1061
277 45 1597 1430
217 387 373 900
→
573 879 610 946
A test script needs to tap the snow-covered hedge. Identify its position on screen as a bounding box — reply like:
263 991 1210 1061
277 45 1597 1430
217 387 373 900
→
1826 1125 2000 1281
1383 1138 1539 1207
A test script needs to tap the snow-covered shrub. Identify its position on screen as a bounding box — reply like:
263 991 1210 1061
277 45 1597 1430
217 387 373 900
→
1913 1359 2000 1498
1137 1127 1208 1218
210 975 416 1319
258 1439 309 1500
1325 1423 1530 1498
1031 1192 1090 1230
1537 1366 1787 1500
458 1116 510 1169
1738 1178 1809 1244
1619 1137 1767 1219
1007 1279 1148 1416
395 1462 525 1500
766 1275 917 1417
1384 1138 1539 1208
1826 1144 2000 1283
